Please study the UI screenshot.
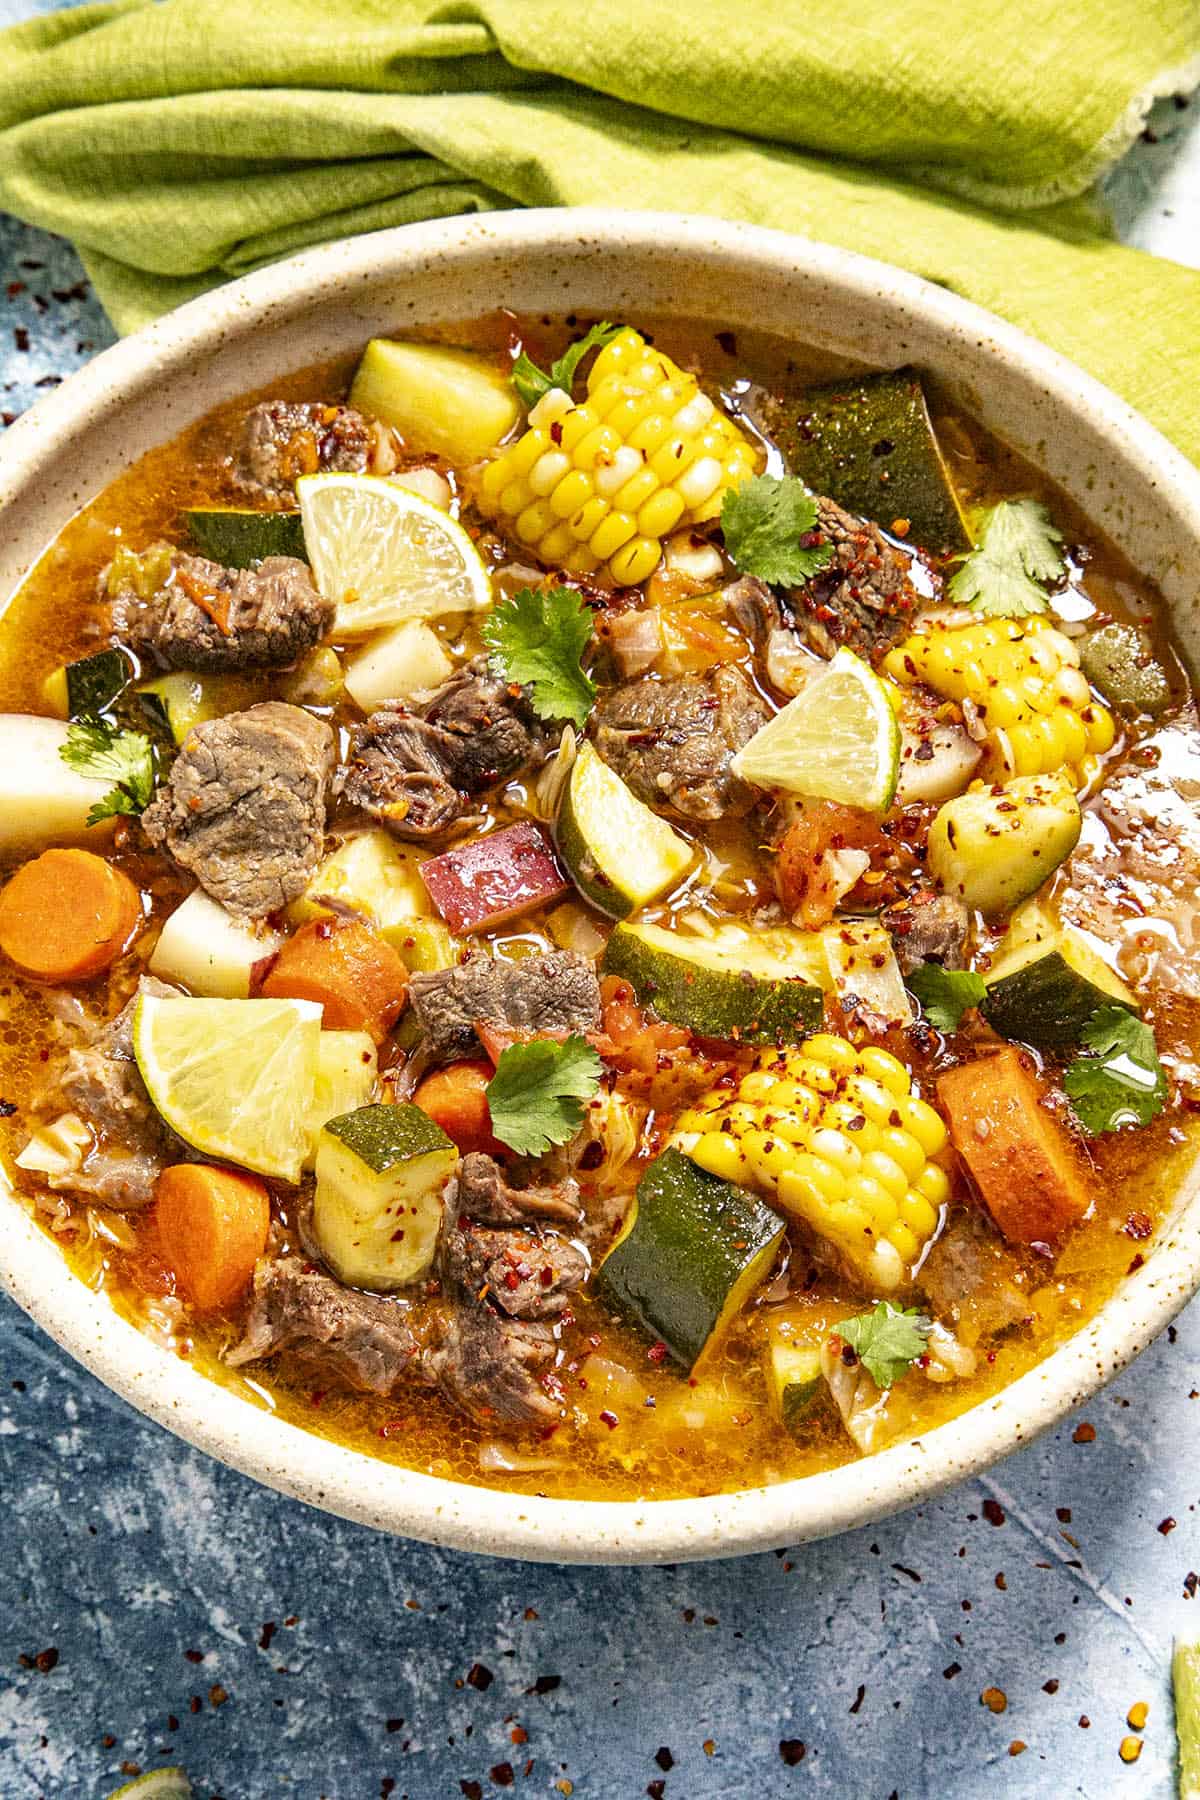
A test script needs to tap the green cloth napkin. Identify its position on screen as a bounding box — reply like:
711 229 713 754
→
2 0 1199 459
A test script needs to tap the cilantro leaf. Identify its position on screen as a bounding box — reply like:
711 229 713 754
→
905 963 987 1033
482 585 597 728
836 1301 931 1389
485 1034 604 1157
947 499 1065 619
1064 1005 1167 1135
720 474 834 587
59 717 157 826
511 322 621 409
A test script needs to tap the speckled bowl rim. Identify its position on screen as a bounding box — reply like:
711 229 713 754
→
2 210 1200 1564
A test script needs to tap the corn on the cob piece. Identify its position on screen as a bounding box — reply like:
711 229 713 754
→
882 616 1115 789
476 328 760 586
671 1033 949 1294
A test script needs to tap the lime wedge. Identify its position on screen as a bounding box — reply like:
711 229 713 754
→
730 647 901 810
133 994 322 1183
297 472 491 636
1176 1635 1200 1797
105 1772 193 1800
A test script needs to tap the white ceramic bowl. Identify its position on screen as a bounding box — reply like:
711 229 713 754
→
2 211 1199 1564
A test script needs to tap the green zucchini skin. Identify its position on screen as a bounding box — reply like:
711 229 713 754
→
184 508 308 568
601 921 824 1044
982 950 1136 1050
596 1149 785 1371
1079 623 1173 718
65 648 134 720
773 367 972 556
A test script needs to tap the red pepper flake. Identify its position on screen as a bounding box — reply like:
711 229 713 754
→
654 1748 674 1771
1079 1715 1091 1729
490 1763 515 1787
1159 1517 1177 1535
381 1781 396 1798
647 1341 668 1365
702 1739 716 1757
1124 1211 1153 1240
466 1663 494 1690
167 1715 179 1732
647 1784 666 1800
101 1735 116 1749
982 1499 1006 1527
1185 1572 1199 1599
1008 1740 1027 1757
33 1648 59 1674
599 1410 620 1430
994 1573 1007 1591
189 1696 202 1715
528 1674 561 1695
981 1687 1008 1714
460 1783 483 1800
779 1740 806 1766
184 1649 204 1664
943 1663 962 1680
405 1599 422 1611
386 1717 404 1733
1073 1421 1096 1443
119 1763 141 1779
550 420 564 445
1056 1507 1072 1523
524 1607 539 1621
1043 1679 1060 1695
209 1684 228 1708
510 1726 528 1746
259 1622 276 1651
849 1684 866 1715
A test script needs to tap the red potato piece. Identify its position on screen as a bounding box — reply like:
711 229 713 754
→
937 1047 1092 1247
419 821 569 935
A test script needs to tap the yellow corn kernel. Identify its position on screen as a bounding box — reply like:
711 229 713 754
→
668 1036 949 1293
477 328 760 585
515 499 556 546
885 618 1116 788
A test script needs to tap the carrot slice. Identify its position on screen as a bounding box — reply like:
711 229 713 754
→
154 1163 270 1313
413 1059 506 1157
261 916 408 1043
0 847 141 982
937 1046 1092 1246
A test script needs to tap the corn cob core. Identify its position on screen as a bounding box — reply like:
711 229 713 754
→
671 1033 949 1294
883 616 1115 788
476 328 760 586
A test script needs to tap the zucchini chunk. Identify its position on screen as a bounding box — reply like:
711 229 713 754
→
773 367 972 555
764 1314 828 1432
312 1102 457 1289
595 1148 785 1371
41 648 135 722
184 508 307 568
602 918 826 1043
556 741 694 919
136 671 256 746
304 1031 378 1170
1079 622 1172 718
927 773 1080 918
981 899 1137 1048
349 339 520 463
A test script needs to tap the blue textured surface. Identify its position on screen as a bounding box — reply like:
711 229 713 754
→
3 4 1200 1793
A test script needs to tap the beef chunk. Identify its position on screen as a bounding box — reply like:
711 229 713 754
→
592 665 769 821
424 1307 560 1428
723 574 783 641
409 951 601 1061
108 547 332 673
920 1210 1032 1346
141 702 334 917
788 497 923 662
234 400 369 506
882 891 970 975
226 1256 419 1394
442 1221 587 1319
49 976 177 1209
340 659 546 842
454 1151 582 1227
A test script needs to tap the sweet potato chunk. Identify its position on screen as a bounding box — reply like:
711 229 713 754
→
937 1047 1091 1247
